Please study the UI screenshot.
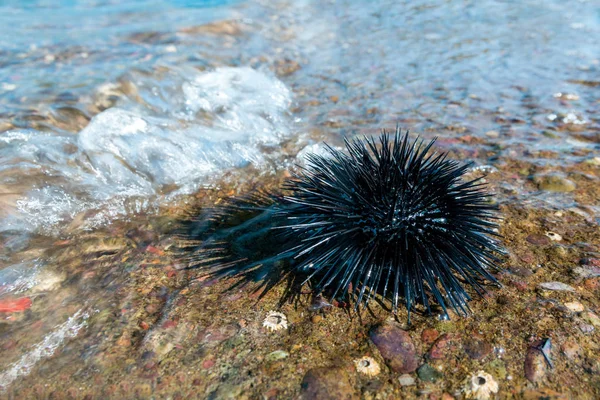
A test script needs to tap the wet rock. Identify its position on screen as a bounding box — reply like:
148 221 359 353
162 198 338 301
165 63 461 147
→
564 301 584 312
421 328 439 346
533 173 576 192
398 374 416 386
526 234 550 246
538 282 575 292
199 323 240 347
581 311 600 327
417 364 442 383
274 59 302 76
524 347 547 383
180 20 245 36
370 322 419 373
266 350 289 362
299 367 358 400
509 266 534 277
561 341 581 360
427 333 459 360
463 335 493 360
573 262 600 278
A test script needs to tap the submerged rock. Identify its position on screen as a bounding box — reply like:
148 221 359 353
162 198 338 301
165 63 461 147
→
463 335 493 360
299 367 357 400
370 322 419 373
417 364 442 383
533 173 576 192
524 347 547 383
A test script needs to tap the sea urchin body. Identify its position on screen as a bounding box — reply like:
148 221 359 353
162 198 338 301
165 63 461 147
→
273 129 502 318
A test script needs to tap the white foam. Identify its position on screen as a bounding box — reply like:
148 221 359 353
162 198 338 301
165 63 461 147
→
0 309 89 391
0 67 293 234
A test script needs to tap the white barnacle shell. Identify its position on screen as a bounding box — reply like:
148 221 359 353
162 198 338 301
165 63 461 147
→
463 370 499 400
354 356 381 377
263 311 288 332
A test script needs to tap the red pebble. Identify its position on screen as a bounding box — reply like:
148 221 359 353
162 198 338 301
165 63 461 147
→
0 297 32 313
146 245 164 255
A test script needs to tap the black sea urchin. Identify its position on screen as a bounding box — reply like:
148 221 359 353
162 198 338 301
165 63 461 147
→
186 128 503 319
270 129 503 318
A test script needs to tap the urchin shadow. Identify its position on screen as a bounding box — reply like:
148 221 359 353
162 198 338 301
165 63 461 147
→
174 195 381 314
173 195 314 309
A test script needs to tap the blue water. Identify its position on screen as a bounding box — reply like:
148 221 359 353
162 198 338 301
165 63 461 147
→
0 0 237 109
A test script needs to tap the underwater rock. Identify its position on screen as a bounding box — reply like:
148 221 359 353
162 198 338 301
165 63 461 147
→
299 367 357 400
533 173 576 192
417 364 442 383
463 335 493 360
524 347 547 383
370 322 419 373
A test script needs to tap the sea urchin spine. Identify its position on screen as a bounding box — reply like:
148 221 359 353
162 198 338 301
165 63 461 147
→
272 128 503 319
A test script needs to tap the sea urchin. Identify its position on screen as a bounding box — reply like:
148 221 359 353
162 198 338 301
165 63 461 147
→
270 129 502 318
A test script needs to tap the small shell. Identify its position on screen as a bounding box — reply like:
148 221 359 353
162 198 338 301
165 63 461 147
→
263 311 288 332
464 370 499 400
545 231 562 241
354 356 381 377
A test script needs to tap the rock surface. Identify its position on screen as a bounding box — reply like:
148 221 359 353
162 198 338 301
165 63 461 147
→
370 322 419 373
299 367 357 400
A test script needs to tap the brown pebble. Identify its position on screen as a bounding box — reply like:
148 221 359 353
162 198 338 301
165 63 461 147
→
299 367 358 400
463 334 493 360
427 333 459 360
312 315 323 324
421 328 439 346
509 266 534 277
511 280 528 291
370 322 419 373
561 341 580 360
524 346 547 383
583 278 600 290
526 234 550 246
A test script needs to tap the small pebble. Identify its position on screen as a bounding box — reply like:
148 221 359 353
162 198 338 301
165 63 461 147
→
417 364 442 383
370 322 419 373
421 328 439 345
581 311 600 327
564 301 584 312
561 341 581 360
463 335 493 360
538 282 575 292
526 234 550 246
398 374 416 386
428 333 458 360
524 347 547 383
533 173 576 192
266 350 289 362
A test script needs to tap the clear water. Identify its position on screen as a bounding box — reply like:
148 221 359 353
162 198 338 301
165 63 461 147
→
0 0 599 393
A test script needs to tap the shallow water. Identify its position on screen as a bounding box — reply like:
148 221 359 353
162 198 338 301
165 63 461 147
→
1 0 600 397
